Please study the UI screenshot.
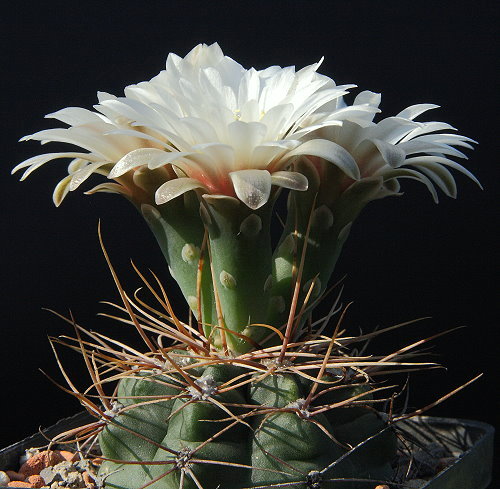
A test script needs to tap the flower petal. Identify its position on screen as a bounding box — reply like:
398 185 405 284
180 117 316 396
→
382 168 439 203
70 161 112 190
404 156 483 189
85 182 128 196
109 148 195 178
12 152 101 179
52 174 73 206
45 107 104 126
155 177 207 204
411 161 457 198
396 104 439 120
371 139 406 168
271 171 308 191
285 139 360 180
229 169 272 209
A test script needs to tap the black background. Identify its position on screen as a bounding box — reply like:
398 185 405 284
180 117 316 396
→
1 0 498 483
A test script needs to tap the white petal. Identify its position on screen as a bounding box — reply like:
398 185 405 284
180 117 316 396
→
404 156 482 189
21 127 122 160
303 120 361 151
45 107 104 126
285 139 360 180
239 99 261 122
100 97 164 128
69 161 110 190
397 104 439 120
229 169 272 209
250 141 298 168
227 121 267 167
52 174 73 206
353 90 381 108
382 168 439 203
260 66 296 111
367 117 416 144
109 148 193 178
397 140 468 159
12 152 101 179
68 158 89 173
147 151 197 169
260 103 294 139
191 143 235 172
85 182 128 196
414 133 477 148
97 91 117 103
109 148 162 177
271 171 308 191
305 103 380 128
238 68 261 107
411 161 457 197
155 178 207 204
400 121 456 142
180 116 220 144
371 139 406 168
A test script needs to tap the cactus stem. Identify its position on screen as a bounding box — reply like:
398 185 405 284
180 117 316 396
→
212 323 263 351
207 240 229 356
306 417 345 446
244 322 285 343
195 230 210 348
278 194 317 364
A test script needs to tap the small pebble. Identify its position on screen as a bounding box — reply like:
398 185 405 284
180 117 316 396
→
19 450 65 477
0 471 11 485
25 475 45 488
3 446 98 488
6 471 25 481
58 451 76 462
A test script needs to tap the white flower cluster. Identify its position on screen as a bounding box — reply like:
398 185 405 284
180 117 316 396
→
13 43 479 209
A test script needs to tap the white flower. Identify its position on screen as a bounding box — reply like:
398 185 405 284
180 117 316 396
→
303 92 480 202
13 43 379 209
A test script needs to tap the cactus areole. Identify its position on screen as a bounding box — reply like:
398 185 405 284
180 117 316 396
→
13 43 479 488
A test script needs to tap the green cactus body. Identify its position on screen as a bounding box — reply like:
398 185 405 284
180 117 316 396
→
269 160 387 332
140 195 216 329
99 362 396 489
201 196 274 353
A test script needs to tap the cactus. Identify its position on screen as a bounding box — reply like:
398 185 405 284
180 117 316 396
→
14 43 479 488
97 366 396 489
52 286 415 489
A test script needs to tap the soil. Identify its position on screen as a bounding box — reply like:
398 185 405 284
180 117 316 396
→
0 448 100 488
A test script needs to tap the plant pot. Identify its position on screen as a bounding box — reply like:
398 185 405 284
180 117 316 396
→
0 413 494 488
394 416 494 489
